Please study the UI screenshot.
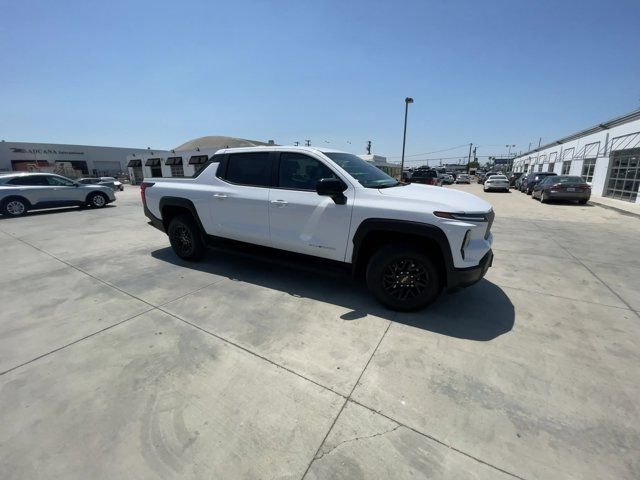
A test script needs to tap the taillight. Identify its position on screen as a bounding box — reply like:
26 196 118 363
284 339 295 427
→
140 182 154 205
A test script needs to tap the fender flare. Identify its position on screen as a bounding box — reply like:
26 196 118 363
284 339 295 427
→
158 196 206 235
351 218 454 282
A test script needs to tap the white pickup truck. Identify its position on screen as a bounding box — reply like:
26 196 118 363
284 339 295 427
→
142 146 494 311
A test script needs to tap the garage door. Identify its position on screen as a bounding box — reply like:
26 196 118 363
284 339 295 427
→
605 148 640 202
93 161 123 176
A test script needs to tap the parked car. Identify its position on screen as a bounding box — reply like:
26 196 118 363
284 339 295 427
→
532 175 591 204
439 173 454 185
515 174 527 190
410 169 442 186
507 172 523 188
0 173 116 216
455 173 471 184
141 147 494 311
522 172 558 195
101 176 124 191
78 177 113 188
483 174 510 192
518 175 531 192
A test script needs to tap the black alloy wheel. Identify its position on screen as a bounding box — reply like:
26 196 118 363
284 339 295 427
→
366 244 441 311
382 258 429 302
167 214 206 261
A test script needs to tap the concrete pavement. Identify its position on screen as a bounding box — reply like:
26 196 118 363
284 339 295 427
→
1 184 639 479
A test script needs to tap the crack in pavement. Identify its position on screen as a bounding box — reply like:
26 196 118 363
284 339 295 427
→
313 424 401 461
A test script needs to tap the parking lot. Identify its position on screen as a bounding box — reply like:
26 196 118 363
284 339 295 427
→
1 184 639 479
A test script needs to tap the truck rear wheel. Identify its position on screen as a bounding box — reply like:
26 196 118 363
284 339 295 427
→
168 214 206 261
366 244 441 311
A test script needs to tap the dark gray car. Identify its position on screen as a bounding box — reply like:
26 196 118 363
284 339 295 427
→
0 173 116 217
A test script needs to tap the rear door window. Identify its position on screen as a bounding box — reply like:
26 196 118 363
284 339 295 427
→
224 152 272 187
8 175 49 186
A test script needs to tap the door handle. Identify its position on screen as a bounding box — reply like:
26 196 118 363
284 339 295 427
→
213 193 228 199
271 199 288 207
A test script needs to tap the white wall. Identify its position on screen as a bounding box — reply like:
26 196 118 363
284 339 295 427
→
512 116 640 199
1 141 152 174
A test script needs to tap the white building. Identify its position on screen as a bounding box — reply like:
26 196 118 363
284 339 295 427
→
125 137 401 183
126 136 274 184
358 154 401 178
0 141 151 177
512 110 640 203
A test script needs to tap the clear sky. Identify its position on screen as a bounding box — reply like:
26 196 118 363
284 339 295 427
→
2 0 639 165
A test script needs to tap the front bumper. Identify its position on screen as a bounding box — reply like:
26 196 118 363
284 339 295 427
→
447 249 493 292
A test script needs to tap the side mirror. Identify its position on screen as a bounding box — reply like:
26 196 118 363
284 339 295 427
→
316 178 347 204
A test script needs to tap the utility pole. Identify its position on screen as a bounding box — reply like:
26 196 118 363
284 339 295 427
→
366 140 372 155
473 146 477 163
538 137 542 148
466 143 473 172
305 139 311 147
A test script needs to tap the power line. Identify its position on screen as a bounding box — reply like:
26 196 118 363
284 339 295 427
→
386 143 470 159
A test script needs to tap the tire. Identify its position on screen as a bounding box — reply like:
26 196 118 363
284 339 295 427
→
578 199 588 205
540 191 548 203
88 192 108 208
167 214 206 261
366 244 441 311
1 197 28 217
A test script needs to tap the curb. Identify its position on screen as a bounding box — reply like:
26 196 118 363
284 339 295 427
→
589 199 640 219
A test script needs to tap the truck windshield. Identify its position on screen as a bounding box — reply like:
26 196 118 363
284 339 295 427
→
323 152 399 188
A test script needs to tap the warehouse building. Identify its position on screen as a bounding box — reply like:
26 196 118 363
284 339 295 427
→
0 141 151 177
125 136 400 183
512 109 640 203
126 136 275 183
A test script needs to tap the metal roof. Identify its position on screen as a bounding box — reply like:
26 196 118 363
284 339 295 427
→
514 108 640 159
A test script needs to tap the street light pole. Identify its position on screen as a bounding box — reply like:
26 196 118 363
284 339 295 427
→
400 97 414 179
506 144 515 156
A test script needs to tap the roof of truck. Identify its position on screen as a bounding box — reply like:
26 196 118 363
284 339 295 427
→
214 145 348 155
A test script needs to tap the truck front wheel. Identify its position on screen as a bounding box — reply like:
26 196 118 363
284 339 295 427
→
366 244 441 311
168 214 206 261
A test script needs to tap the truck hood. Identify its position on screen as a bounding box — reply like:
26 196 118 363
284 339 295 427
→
377 184 492 213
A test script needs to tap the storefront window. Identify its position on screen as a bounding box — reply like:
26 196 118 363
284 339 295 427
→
581 158 596 183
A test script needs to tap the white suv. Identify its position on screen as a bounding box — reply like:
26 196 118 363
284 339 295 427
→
142 147 494 311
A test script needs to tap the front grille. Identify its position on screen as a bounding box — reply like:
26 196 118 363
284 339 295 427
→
484 210 495 240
